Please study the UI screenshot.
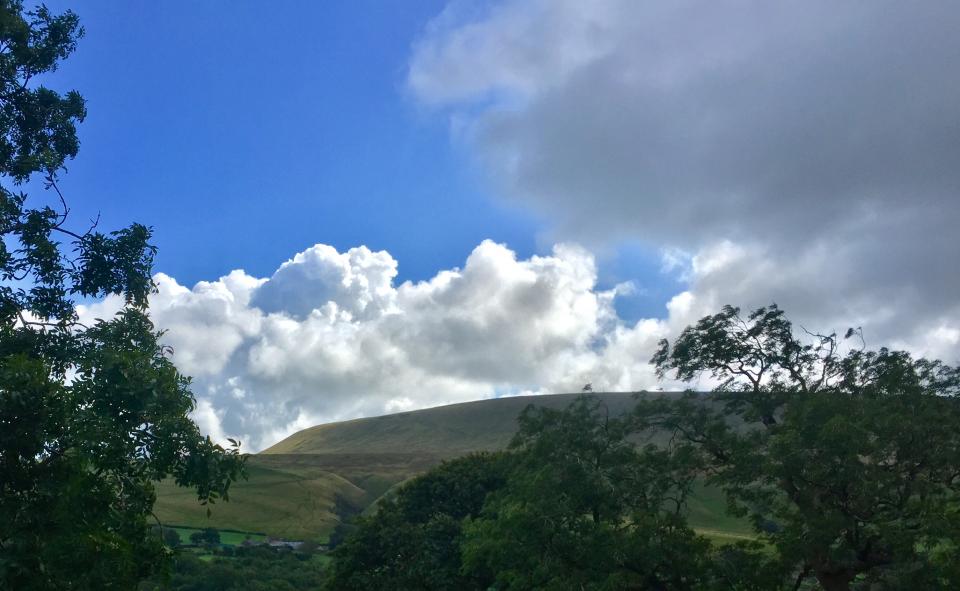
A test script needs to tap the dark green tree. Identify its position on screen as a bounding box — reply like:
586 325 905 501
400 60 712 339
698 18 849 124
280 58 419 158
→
189 528 221 548
461 396 714 591
323 453 507 591
0 2 245 589
647 304 960 590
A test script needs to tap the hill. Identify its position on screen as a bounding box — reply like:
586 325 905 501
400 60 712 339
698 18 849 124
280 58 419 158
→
261 392 643 456
155 392 749 541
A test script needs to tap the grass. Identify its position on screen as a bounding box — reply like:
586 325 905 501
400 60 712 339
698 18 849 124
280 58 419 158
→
154 460 367 541
685 480 754 536
695 528 759 546
261 392 649 457
157 392 753 545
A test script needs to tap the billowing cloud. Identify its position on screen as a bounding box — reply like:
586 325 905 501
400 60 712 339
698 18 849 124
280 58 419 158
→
252 245 398 321
77 238 957 452
408 0 960 369
80 241 680 451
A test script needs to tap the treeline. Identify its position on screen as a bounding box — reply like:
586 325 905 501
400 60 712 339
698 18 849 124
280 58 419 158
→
138 546 325 591
325 305 960 591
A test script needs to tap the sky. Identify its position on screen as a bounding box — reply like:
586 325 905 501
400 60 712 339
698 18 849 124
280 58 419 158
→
46 1 960 451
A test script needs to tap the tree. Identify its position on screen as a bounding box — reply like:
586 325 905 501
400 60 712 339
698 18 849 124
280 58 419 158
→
189 528 220 547
0 2 245 589
461 396 714 590
323 453 507 591
646 304 960 590
325 396 781 590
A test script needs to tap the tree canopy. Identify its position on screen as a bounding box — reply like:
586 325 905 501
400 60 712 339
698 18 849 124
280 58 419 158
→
0 2 245 589
323 452 508 590
326 397 778 590
327 305 960 591
461 396 715 591
646 304 960 590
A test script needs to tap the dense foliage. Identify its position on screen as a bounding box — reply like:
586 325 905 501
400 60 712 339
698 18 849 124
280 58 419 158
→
323 453 508 590
189 528 221 548
461 397 713 590
646 304 960 590
139 546 326 591
325 398 777 590
327 305 959 590
0 2 245 589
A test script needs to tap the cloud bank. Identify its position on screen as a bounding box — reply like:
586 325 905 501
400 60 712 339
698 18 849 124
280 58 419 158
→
78 241 700 451
408 0 960 369
79 237 957 452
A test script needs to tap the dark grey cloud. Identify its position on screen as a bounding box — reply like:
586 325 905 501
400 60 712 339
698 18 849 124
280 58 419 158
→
410 0 960 362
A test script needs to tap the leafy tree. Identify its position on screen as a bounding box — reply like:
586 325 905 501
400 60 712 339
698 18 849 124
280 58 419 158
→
0 2 245 589
139 546 327 591
326 396 783 590
462 396 714 590
646 304 960 590
189 528 221 547
323 453 507 591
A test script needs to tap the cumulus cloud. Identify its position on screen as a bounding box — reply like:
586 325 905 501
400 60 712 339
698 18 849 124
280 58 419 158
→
252 245 398 321
408 0 960 367
78 239 956 452
104 241 683 451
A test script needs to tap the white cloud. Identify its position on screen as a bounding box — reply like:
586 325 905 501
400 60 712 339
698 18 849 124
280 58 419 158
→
133 241 673 451
78 238 956 452
251 244 398 321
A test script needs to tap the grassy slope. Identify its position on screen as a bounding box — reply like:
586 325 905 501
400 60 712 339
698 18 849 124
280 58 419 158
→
158 392 751 541
153 461 366 541
262 392 645 456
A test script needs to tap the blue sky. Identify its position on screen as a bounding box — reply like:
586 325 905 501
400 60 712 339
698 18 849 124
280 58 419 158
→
55 1 960 446
41 0 675 321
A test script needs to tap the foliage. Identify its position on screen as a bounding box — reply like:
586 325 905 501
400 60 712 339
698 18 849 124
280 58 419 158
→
139 546 326 591
0 2 245 589
462 396 713 590
189 528 221 547
323 453 507 590
647 304 960 590
326 396 781 590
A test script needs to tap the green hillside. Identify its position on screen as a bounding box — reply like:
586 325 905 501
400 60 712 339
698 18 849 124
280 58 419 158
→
153 461 367 540
156 392 748 541
262 392 644 456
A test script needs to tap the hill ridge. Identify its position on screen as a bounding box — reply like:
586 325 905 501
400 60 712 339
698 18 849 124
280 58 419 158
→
261 391 650 457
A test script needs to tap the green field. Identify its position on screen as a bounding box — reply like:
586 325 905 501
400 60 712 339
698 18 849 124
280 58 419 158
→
157 392 751 543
